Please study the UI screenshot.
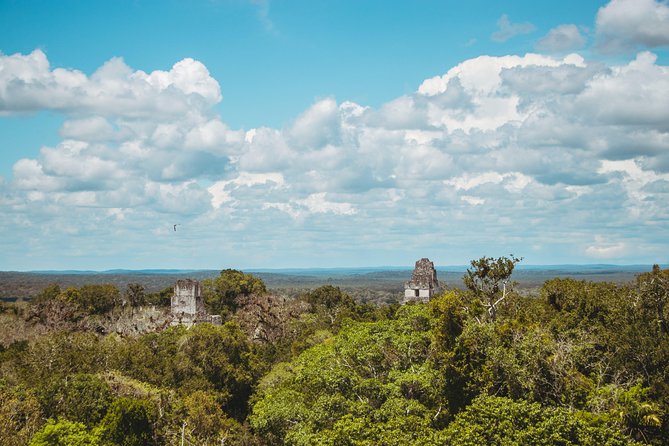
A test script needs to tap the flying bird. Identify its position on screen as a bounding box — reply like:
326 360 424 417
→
173 224 180 232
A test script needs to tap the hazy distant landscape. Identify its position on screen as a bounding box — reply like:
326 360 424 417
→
0 264 660 302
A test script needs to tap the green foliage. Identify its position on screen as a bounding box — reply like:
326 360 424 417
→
463 255 521 321
6 262 669 445
124 283 146 308
29 419 100 446
590 383 664 443
182 390 242 445
78 285 121 314
635 265 669 336
449 320 599 409
34 284 62 304
175 322 258 418
106 322 258 420
429 290 466 352
29 283 122 321
145 286 173 306
303 285 354 310
282 285 378 359
442 395 640 446
107 326 186 388
11 331 105 386
203 269 267 316
541 278 619 330
39 373 113 426
250 304 447 444
0 384 43 446
97 397 156 446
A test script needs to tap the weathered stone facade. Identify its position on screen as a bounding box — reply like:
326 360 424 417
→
171 279 221 326
404 258 440 304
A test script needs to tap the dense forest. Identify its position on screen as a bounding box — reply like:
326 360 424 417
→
0 258 668 445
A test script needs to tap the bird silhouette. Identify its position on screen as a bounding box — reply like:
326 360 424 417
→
173 224 180 232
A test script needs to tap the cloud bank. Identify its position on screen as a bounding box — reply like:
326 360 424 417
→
1 2 668 268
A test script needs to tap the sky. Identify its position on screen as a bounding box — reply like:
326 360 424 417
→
1 0 668 270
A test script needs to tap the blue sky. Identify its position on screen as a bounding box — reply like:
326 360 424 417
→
1 0 668 270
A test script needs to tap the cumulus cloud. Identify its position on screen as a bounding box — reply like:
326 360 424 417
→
0 49 221 117
575 52 669 129
491 14 536 42
536 24 587 52
288 98 341 149
596 0 669 52
2 45 669 267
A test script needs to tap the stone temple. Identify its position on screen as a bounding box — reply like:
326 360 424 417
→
171 279 221 327
404 258 440 304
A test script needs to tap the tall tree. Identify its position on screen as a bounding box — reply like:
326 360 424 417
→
202 269 267 316
463 255 521 322
636 265 669 336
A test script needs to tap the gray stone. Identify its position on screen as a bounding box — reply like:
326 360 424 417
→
403 258 440 304
171 279 221 326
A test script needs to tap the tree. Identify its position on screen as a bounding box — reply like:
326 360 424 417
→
202 269 267 316
463 255 521 322
39 373 113 426
78 284 121 314
249 304 446 445
11 331 105 386
145 286 173 306
33 284 61 304
636 265 669 336
0 384 43 446
441 395 640 446
125 283 146 308
29 419 100 446
302 285 355 325
175 322 259 419
97 397 156 446
303 285 354 310
182 390 241 445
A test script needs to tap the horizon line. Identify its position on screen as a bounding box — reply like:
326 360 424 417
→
3 263 666 274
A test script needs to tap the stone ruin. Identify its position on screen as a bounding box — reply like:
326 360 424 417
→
171 279 221 327
404 258 440 304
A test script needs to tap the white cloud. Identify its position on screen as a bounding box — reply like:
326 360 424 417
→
575 52 669 128
416 53 586 133
491 14 536 42
447 172 507 190
596 0 669 52
536 24 587 52
208 172 285 209
599 159 669 203
298 193 356 216
2 45 669 268
461 195 485 206
263 193 356 220
585 236 628 259
288 98 341 149
184 119 244 153
446 172 532 193
0 49 221 117
60 117 117 141
419 53 585 96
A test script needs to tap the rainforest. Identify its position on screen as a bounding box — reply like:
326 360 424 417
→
1 259 668 445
